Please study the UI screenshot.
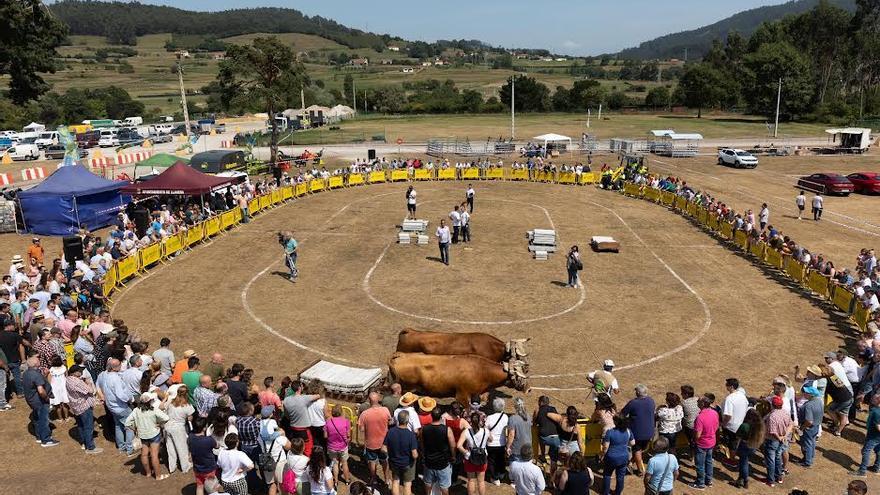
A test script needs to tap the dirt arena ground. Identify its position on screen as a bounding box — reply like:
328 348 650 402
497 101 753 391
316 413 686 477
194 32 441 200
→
0 157 878 494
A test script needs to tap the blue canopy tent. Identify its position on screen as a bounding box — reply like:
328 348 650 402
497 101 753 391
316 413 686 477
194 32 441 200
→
18 165 130 235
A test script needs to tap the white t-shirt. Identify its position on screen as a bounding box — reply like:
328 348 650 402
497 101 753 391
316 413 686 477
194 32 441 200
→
812 195 824 208
436 226 451 244
467 187 475 199
407 190 417 205
393 406 421 432
840 356 860 383
309 466 334 495
759 208 769 223
796 195 806 207
721 388 749 433
460 211 470 226
449 210 461 227
308 398 327 427
287 453 309 479
829 361 853 393
217 449 254 483
485 412 508 447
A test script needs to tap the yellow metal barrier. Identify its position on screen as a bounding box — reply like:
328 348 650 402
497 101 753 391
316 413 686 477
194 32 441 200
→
557 172 577 184
733 230 748 249
368 171 386 183
579 172 597 184
765 248 783 269
807 271 830 298
259 194 272 209
832 286 854 314
220 210 236 230
347 174 365 186
295 183 308 196
686 202 698 216
162 233 184 258
461 168 480 180
309 179 325 193
271 189 283 204
623 182 642 197
785 259 806 283
644 188 661 201
749 240 766 259
281 186 294 200
696 208 708 225
390 170 408 182
854 304 871 332
485 168 503 180
328 176 344 189
414 169 433 180
204 216 221 237
64 342 74 368
115 254 139 284
102 262 117 301
661 191 675 206
140 242 162 267
248 197 261 214
185 222 205 247
674 195 687 210
437 168 456 180
507 169 528 181
232 206 242 224
719 221 733 239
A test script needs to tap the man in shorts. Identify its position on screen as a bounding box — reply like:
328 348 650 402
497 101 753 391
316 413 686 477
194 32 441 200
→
795 191 806 220
188 416 218 495
421 408 455 495
358 391 392 485
406 186 417 220
383 410 419 495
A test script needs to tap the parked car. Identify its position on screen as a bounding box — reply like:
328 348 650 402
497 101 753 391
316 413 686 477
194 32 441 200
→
150 133 173 144
718 148 758 168
76 130 100 148
117 128 142 145
797 173 854 196
846 172 880 194
44 145 87 160
4 144 40 161
98 129 119 148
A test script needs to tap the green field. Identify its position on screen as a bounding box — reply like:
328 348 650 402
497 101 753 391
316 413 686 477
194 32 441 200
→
279 113 829 145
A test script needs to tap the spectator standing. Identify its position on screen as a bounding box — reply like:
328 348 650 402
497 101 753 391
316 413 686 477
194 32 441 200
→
325 404 352 485
406 186 417 220
449 206 462 244
307 381 328 453
261 430 290 495
763 395 792 487
721 378 749 463
217 433 254 495
534 396 560 478
509 445 545 495
181 356 203 403
281 380 320 456
601 415 634 495
0 320 25 398
225 363 248 409
484 397 509 485
436 220 451 266
97 358 135 454
385 410 419 495
203 353 225 384
812 192 824 221
734 408 765 489
458 411 489 495
795 191 806 220
166 385 195 474
621 384 655 476
358 391 392 485
65 364 102 453
421 407 455 495
797 385 823 468
286 437 311 495
125 392 170 480
656 392 683 455
759 203 769 230
506 398 532 462
565 246 582 288
691 396 719 490
461 205 471 243
643 437 678 495
308 446 335 495
852 393 880 476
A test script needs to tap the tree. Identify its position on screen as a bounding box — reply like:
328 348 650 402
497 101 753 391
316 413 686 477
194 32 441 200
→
645 86 670 109
569 79 607 111
498 75 550 112
218 37 306 166
675 64 727 117
0 0 68 104
742 42 814 118
343 74 354 105
552 86 571 111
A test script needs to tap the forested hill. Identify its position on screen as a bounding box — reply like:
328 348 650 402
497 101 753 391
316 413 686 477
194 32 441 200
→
617 0 856 60
48 0 397 49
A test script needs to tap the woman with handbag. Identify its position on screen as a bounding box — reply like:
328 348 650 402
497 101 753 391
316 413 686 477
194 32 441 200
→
457 412 490 495
643 437 679 495
566 246 582 288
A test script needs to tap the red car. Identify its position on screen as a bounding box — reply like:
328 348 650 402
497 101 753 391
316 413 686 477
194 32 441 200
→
797 173 854 196
847 172 880 194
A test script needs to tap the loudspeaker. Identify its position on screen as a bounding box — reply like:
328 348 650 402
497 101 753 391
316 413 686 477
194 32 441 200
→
132 209 150 238
62 236 84 262
368 149 376 161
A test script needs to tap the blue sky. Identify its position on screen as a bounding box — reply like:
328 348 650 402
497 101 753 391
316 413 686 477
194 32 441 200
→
98 0 790 55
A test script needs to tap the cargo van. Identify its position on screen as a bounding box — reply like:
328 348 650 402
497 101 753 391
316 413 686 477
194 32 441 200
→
149 123 174 135
98 129 119 148
123 116 143 126
4 144 40 161
35 131 59 149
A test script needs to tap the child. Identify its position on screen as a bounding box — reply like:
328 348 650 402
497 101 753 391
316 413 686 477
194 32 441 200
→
48 355 70 422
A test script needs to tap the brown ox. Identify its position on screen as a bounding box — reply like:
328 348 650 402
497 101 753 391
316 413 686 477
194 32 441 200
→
388 352 528 405
396 328 528 363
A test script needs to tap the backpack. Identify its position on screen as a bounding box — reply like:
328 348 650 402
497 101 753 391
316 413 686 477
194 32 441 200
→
467 429 488 466
281 467 297 493
258 436 281 473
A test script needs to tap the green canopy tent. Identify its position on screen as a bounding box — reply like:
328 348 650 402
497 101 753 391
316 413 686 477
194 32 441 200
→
132 153 190 178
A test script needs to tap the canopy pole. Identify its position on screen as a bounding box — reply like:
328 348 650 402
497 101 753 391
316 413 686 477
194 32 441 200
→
73 196 81 231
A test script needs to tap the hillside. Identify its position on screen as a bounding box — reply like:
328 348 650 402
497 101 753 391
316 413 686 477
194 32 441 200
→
49 0 396 50
617 0 856 60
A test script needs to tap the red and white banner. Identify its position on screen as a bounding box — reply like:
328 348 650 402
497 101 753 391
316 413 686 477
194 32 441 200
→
0 173 13 186
89 157 114 168
115 150 154 165
220 140 233 148
21 167 45 181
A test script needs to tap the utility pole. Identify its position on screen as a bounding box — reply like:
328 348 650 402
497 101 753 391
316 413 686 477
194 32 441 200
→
587 108 591 128
774 77 782 139
176 56 191 137
597 103 602 121
353 79 357 112
364 90 367 114
511 75 515 140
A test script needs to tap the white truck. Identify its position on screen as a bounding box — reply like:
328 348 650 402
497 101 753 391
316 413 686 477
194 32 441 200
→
123 116 143 126
4 144 40 161
34 131 59 149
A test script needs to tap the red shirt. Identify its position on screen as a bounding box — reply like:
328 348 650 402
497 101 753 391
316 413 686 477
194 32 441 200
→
694 408 719 449
418 412 432 426
358 406 392 450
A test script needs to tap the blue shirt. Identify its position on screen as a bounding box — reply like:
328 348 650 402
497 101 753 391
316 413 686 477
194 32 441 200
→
285 238 298 255
97 371 134 416
602 428 633 461
384 426 418 470
646 452 679 492
622 396 656 441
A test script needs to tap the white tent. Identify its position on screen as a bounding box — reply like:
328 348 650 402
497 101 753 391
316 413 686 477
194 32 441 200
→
533 133 572 155
825 127 872 151
23 122 45 133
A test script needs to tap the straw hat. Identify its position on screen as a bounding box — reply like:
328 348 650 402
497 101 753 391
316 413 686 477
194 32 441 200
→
806 365 823 376
182 349 198 358
11 255 22 264
418 396 437 412
399 392 419 407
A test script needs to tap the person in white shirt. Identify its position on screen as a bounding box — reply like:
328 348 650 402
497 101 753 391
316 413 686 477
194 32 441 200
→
795 191 806 219
460 207 471 243
824 352 853 393
436 220 451 266
466 185 475 213
812 193 823 221
406 186 417 220
485 398 509 486
449 206 462 244
217 433 254 494
509 445 545 495
721 378 749 461
759 203 769 231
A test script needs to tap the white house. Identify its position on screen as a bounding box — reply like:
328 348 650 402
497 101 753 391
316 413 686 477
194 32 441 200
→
388 46 400 52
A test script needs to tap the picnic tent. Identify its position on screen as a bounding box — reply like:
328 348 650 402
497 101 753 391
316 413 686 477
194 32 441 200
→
18 165 129 235
120 161 235 196
533 133 573 155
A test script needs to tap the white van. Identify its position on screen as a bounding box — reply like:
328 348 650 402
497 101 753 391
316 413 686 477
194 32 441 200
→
35 131 59 149
150 123 174 135
123 116 143 126
5 144 40 161
98 129 119 147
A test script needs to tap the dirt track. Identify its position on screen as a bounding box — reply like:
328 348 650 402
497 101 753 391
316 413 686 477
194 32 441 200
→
0 164 877 493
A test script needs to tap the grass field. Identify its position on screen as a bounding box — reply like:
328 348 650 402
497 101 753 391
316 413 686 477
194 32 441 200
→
281 112 829 145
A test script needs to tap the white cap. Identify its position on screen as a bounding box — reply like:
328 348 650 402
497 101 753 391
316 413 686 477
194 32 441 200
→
603 359 615 368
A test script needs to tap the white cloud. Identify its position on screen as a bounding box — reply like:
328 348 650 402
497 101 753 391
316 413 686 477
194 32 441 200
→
561 40 581 49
